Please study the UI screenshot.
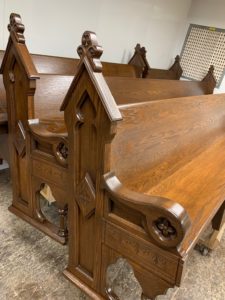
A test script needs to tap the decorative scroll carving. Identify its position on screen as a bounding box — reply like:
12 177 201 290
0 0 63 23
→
8 13 25 44
154 217 176 239
14 121 26 157
53 140 68 166
76 173 96 218
77 31 103 72
104 173 191 250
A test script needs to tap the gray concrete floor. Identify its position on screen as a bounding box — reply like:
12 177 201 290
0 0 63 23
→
0 169 225 300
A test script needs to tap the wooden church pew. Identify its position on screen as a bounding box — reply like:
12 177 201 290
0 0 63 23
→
0 29 145 166
0 14 145 243
59 32 225 299
2 18 224 298
1 14 217 245
129 43 183 79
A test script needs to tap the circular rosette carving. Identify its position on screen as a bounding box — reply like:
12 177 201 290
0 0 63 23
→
53 140 68 167
155 218 176 239
144 209 187 248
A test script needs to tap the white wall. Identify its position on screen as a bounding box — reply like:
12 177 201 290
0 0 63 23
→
0 0 192 68
174 0 225 93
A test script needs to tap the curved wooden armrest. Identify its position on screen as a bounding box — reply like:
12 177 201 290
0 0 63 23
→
27 119 68 166
103 172 191 250
28 118 67 137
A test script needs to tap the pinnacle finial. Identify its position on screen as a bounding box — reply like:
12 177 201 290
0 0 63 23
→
8 13 25 44
77 31 103 72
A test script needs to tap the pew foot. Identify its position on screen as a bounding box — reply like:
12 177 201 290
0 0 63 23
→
63 269 105 300
8 204 67 245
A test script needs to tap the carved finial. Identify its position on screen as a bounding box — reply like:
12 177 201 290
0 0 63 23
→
135 43 147 57
8 13 25 44
77 31 103 72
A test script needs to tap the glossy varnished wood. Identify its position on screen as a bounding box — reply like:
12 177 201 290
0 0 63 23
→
62 33 225 299
0 15 147 243
111 94 225 255
2 16 222 300
106 76 215 105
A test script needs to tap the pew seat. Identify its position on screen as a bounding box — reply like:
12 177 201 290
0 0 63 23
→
28 118 66 137
147 134 225 254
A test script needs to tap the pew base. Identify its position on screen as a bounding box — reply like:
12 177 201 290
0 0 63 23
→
8 205 67 245
63 269 105 300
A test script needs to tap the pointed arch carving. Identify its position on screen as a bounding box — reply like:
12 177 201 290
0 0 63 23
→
74 90 97 217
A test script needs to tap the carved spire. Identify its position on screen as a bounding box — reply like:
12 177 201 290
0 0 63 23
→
135 43 147 57
175 55 180 62
202 64 217 85
208 65 215 74
8 13 25 44
77 31 103 72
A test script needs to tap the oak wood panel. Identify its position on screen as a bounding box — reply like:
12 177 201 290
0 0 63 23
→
106 77 213 105
31 54 78 75
34 75 73 118
112 94 225 188
147 68 180 80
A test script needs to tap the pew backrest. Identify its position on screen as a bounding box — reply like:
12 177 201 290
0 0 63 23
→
111 94 225 190
106 76 215 105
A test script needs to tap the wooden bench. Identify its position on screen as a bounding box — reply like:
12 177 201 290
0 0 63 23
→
1 12 218 249
57 32 225 299
2 15 218 247
0 14 147 243
0 18 148 166
129 43 183 79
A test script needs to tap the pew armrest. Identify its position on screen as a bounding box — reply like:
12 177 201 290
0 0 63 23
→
103 172 191 251
28 118 68 167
